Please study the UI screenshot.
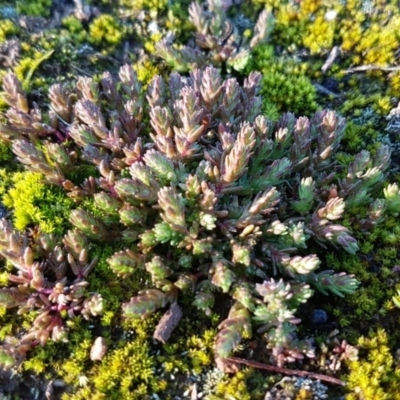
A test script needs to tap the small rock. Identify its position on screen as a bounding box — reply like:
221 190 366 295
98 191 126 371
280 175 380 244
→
312 309 328 325
153 302 182 344
90 336 107 361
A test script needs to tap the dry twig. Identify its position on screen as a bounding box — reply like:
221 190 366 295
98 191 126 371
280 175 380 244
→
321 46 340 73
343 65 400 73
226 356 346 386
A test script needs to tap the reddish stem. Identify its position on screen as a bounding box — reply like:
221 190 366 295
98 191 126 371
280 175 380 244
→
54 130 66 142
225 356 345 386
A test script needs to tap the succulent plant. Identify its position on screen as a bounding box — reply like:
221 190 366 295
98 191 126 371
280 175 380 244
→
156 0 273 72
0 221 103 366
0 63 393 367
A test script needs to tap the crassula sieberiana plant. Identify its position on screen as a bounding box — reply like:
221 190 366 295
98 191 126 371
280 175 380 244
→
0 64 396 369
156 0 273 72
0 222 103 367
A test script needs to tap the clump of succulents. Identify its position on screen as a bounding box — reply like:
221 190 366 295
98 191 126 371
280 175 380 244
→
0 220 103 367
0 63 395 368
156 0 273 72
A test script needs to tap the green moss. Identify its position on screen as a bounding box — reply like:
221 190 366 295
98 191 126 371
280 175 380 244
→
388 71 400 98
23 343 59 375
346 329 400 400
260 66 318 116
341 121 379 154
17 317 94 389
164 1 193 42
303 14 335 55
120 0 167 13
1 170 74 234
143 32 164 54
0 305 14 341
16 0 52 17
89 14 128 49
133 59 161 89
249 45 318 116
340 5 400 67
214 369 253 399
256 0 400 67
59 328 93 385
86 243 147 315
185 327 216 373
13 49 54 90
0 18 18 43
325 213 400 340
63 317 165 399
62 16 88 43
0 141 15 167
211 368 273 400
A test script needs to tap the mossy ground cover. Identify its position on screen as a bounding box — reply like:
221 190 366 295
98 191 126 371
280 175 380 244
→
0 0 400 399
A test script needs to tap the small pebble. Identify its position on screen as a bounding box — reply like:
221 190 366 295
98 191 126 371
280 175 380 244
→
90 336 107 361
312 309 328 325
